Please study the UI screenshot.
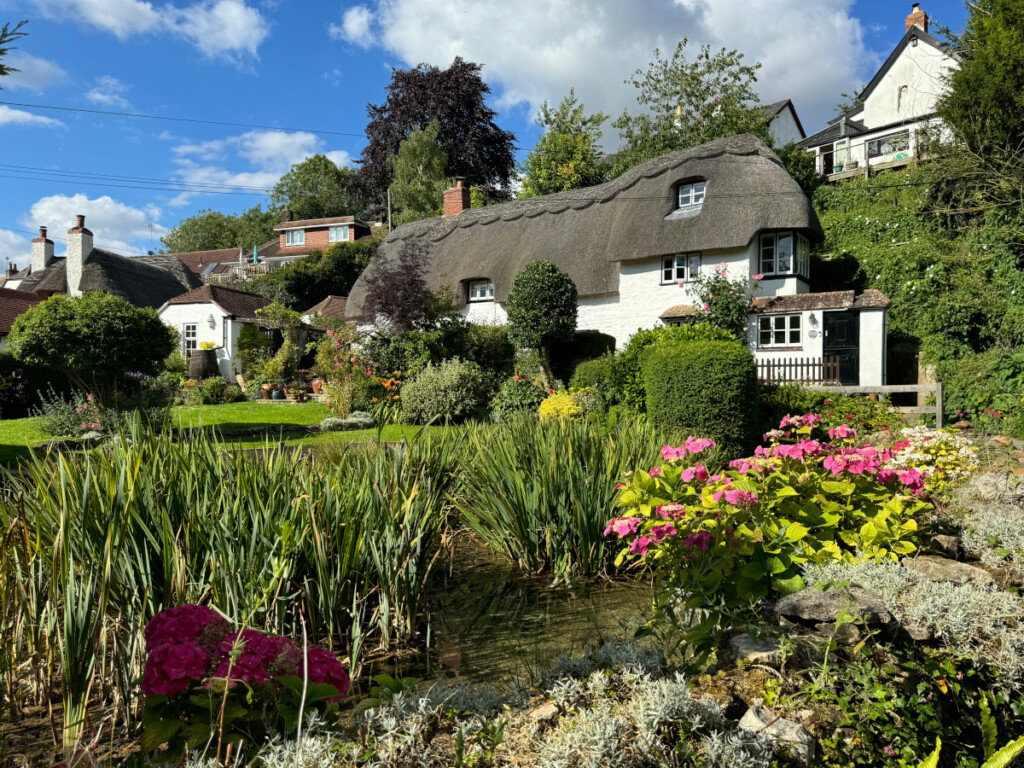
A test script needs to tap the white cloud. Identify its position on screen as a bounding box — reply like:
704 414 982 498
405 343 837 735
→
3 52 69 93
0 230 32 271
329 5 374 47
169 130 354 206
0 105 64 129
323 67 343 87
22 194 166 256
85 75 133 109
30 0 270 64
346 0 876 140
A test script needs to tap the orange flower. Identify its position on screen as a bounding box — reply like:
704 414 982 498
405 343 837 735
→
372 397 379 403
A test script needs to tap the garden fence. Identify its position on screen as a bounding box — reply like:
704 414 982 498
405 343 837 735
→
757 356 841 385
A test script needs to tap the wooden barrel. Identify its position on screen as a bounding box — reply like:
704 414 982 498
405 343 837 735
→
189 349 219 380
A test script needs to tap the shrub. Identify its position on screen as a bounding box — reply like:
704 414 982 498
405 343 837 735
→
401 358 485 424
539 392 583 422
884 425 978 497
570 355 617 401
611 324 734 411
506 260 578 385
237 323 274 376
464 323 515 390
221 384 244 403
642 340 760 457
0 350 72 420
550 330 615 384
318 411 375 432
36 389 105 437
761 384 906 438
490 373 549 422
198 376 227 404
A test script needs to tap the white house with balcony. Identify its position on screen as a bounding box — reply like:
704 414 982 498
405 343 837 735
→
346 134 890 386
797 4 959 180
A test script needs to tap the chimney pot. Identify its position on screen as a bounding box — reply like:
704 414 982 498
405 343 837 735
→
443 179 472 216
39 226 47 239
76 215 85 228
906 3 928 33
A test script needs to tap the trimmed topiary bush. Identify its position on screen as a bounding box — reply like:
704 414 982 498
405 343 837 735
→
642 339 759 456
570 355 616 398
550 330 615 384
401 358 485 424
611 323 735 411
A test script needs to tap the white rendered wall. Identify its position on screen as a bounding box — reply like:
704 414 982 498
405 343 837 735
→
860 39 955 129
158 302 238 379
463 300 507 325
859 309 886 386
769 107 804 147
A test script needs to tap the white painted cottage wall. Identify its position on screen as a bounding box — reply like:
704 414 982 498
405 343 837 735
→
859 37 955 129
158 302 241 379
769 107 804 146
858 309 886 386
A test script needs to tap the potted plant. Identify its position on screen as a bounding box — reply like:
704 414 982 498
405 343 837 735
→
271 380 286 400
260 382 273 400
287 378 308 402
311 377 324 395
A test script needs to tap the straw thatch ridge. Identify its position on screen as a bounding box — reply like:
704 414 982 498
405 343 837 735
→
20 249 202 309
346 134 822 319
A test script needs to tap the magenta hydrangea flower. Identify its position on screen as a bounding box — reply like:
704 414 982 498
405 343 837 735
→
828 424 857 440
144 605 223 652
684 530 713 551
604 517 642 537
211 629 286 687
898 469 925 495
724 489 758 508
629 535 654 557
303 647 350 701
648 466 663 477
649 523 677 542
680 464 709 483
684 436 716 454
141 641 210 697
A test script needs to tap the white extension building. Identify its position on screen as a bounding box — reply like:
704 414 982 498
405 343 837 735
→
797 3 959 179
346 134 890 386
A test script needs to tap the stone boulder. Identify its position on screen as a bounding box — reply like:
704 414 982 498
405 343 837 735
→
739 704 815 763
968 472 1024 502
901 555 995 587
730 633 783 667
951 420 972 431
929 534 961 556
775 586 891 627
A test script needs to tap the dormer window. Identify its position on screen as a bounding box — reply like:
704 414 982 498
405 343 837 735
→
677 181 706 210
285 229 305 246
760 232 810 278
468 280 494 302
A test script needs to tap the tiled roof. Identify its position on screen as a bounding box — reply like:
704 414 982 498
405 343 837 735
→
796 118 868 149
160 284 271 317
304 295 348 319
752 289 891 313
274 216 368 231
170 247 243 275
0 287 45 334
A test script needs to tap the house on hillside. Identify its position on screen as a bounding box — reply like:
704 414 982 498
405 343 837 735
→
156 284 271 379
0 287 44 350
6 219 201 308
302 295 349 327
171 214 374 286
346 134 890 386
797 4 959 180
763 99 805 146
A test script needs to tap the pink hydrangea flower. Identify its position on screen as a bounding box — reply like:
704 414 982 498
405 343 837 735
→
685 436 716 454
142 641 210 698
685 530 713 551
661 444 686 461
899 469 925 495
725 489 758 508
650 523 677 542
681 464 710 483
303 647 350 701
877 468 897 484
603 517 641 537
629 535 654 556
211 629 285 687
657 503 687 520
828 424 857 440
144 605 223 652
648 466 663 477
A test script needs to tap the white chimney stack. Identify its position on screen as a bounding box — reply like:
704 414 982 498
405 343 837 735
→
30 226 54 275
66 214 93 297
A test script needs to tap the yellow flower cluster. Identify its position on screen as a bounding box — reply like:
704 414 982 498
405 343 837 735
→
539 392 583 422
885 426 978 496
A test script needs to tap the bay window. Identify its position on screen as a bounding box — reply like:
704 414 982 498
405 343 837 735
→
759 232 810 279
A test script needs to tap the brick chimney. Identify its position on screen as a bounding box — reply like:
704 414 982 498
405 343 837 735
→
443 180 471 216
5 260 17 279
31 225 55 276
906 3 928 33
66 214 93 297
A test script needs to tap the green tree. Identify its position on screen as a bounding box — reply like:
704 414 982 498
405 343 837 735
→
0 19 27 84
270 154 359 221
160 209 240 253
611 40 770 176
8 294 174 389
938 0 1024 156
234 204 280 251
519 90 608 198
775 141 824 195
834 90 864 116
388 120 449 225
255 240 378 310
505 260 578 386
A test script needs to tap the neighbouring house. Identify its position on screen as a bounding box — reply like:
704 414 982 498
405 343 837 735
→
6 218 201 308
2 261 20 288
797 3 959 179
345 133 890 386
0 287 44 350
763 99 805 146
170 213 374 285
156 284 272 379
302 295 349 327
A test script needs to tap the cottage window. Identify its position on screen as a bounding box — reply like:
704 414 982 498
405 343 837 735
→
758 314 801 349
677 181 706 210
285 229 305 246
468 280 494 302
328 225 349 243
182 323 197 358
760 232 810 278
661 252 701 284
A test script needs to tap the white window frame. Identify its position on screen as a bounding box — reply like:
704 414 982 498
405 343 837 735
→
677 181 706 210
661 252 701 284
182 323 197 358
328 225 349 243
760 232 809 279
758 314 802 349
285 229 305 247
468 280 495 302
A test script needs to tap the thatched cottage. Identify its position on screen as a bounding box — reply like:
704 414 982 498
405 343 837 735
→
346 134 889 386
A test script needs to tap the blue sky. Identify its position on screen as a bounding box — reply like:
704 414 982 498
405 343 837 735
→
0 0 968 267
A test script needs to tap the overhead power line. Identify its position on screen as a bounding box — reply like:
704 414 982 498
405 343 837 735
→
0 163 273 192
0 225 148 257
0 99 367 139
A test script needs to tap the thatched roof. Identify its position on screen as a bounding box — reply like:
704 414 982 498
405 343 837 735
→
19 249 202 309
346 134 822 319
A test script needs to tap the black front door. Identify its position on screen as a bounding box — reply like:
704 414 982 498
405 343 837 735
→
824 311 859 385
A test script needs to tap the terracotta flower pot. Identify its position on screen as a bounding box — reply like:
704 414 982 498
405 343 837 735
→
260 383 273 400
311 378 324 395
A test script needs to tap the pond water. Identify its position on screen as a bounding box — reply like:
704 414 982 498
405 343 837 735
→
358 538 654 691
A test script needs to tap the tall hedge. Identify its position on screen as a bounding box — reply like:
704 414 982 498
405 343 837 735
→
612 323 735 411
642 339 759 456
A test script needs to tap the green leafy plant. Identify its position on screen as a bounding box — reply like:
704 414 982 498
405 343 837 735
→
490 372 549 422
505 260 578 387
400 358 485 424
